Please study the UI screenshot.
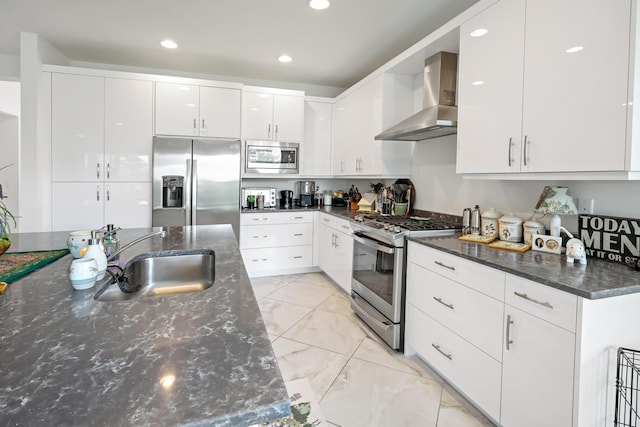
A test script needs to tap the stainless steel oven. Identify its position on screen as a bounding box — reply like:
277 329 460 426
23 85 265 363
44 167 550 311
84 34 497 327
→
350 215 460 351
245 140 299 174
351 232 405 350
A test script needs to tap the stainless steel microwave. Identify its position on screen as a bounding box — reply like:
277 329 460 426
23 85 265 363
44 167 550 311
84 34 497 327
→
245 140 299 174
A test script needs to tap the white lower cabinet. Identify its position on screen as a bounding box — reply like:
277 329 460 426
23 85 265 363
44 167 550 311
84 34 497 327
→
406 242 580 426
317 213 353 293
240 212 314 277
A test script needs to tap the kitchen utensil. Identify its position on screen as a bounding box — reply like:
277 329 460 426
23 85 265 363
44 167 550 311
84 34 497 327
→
470 205 481 235
394 202 408 216
280 190 293 208
462 208 471 234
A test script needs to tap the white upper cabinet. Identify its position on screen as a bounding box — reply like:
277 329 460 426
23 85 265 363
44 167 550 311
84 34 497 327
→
457 0 631 174
302 99 332 176
242 89 304 142
155 82 241 138
331 74 414 176
52 73 104 182
105 78 153 181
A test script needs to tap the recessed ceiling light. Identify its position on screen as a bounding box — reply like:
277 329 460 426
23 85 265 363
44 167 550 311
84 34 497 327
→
309 0 330 10
161 39 178 49
565 46 584 53
470 28 488 37
278 55 293 63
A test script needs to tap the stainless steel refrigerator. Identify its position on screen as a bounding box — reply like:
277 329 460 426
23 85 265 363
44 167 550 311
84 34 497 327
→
152 137 241 239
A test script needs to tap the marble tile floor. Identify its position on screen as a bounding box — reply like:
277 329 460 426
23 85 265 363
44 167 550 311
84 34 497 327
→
251 272 497 427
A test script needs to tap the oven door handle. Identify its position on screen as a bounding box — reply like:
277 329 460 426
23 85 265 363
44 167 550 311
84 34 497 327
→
351 292 394 331
353 233 395 255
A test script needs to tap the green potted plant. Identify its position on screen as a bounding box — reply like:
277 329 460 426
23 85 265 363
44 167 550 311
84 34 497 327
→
0 164 17 256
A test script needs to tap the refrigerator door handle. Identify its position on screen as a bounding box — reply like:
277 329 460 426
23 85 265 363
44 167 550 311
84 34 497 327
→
192 159 198 225
186 159 193 225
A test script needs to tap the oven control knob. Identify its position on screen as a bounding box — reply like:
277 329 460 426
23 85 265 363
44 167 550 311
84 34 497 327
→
383 224 389 230
394 226 401 233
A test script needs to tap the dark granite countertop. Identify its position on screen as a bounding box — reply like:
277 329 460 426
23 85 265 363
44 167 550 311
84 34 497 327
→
408 234 640 300
0 225 289 426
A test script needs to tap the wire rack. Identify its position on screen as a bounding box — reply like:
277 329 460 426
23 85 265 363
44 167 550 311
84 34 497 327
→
616 348 640 426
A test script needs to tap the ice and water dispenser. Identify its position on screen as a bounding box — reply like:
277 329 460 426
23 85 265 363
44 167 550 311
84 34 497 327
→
162 176 184 208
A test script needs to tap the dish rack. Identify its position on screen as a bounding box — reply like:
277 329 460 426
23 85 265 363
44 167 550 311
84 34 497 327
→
615 347 640 426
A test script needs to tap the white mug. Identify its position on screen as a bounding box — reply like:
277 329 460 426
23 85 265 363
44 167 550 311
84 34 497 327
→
69 258 99 290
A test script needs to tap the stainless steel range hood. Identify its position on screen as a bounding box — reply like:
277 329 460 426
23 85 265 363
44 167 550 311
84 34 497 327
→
375 51 458 141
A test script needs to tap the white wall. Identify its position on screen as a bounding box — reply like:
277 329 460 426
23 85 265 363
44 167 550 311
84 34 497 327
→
0 80 20 231
0 54 20 80
410 135 640 233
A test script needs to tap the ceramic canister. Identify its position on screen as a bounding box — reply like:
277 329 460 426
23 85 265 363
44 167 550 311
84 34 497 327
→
481 207 503 238
523 220 546 245
67 230 92 258
499 213 523 242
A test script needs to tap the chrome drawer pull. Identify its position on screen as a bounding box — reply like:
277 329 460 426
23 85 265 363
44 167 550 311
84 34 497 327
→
290 216 304 220
513 291 554 309
506 314 514 350
434 260 455 271
290 233 303 237
433 297 454 310
431 344 453 360
289 256 303 259
323 218 331 222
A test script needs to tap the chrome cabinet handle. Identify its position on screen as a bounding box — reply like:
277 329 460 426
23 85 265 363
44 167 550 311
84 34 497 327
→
290 216 304 220
289 255 303 259
106 185 110 201
97 162 100 179
432 344 453 360
340 160 344 173
508 137 513 167
290 233 303 237
434 260 455 271
323 218 331 222
251 258 268 262
506 314 514 350
96 185 100 201
275 124 279 139
202 119 205 129
268 123 272 139
193 118 197 130
523 135 529 166
433 296 454 310
513 291 554 309
106 162 110 179
341 225 350 230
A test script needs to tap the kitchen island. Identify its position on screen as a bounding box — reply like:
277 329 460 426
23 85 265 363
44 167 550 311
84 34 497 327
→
0 225 289 426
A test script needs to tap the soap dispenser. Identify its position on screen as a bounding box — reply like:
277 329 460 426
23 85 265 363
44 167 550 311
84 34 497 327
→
83 230 107 280
103 224 120 262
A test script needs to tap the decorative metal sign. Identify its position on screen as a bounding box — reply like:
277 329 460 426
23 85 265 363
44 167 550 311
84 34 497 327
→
578 214 640 264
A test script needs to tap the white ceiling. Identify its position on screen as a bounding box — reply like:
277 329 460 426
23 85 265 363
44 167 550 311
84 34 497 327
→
0 0 479 91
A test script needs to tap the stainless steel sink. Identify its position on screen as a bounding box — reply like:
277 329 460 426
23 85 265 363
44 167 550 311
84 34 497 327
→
94 249 215 302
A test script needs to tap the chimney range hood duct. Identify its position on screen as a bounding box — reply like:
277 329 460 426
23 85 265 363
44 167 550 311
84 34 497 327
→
375 51 458 141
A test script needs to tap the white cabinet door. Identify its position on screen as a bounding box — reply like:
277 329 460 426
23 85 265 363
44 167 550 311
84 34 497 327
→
318 222 353 293
273 94 304 142
52 182 105 231
155 82 199 136
303 100 332 176
104 182 152 229
521 0 630 172
331 98 356 175
199 86 241 139
52 74 104 182
457 0 526 173
501 306 575 427
242 91 275 140
105 78 153 181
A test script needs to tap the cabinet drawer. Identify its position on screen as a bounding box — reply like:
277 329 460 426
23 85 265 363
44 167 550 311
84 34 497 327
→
407 242 505 301
406 305 502 421
318 213 352 234
240 223 312 249
241 246 313 274
241 211 314 225
505 274 577 332
407 262 504 361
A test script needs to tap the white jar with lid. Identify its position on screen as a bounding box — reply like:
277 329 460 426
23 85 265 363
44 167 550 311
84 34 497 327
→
523 220 545 245
499 213 523 242
481 207 502 238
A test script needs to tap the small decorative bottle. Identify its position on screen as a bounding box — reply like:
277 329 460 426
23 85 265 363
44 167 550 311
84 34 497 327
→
83 230 107 280
103 224 120 262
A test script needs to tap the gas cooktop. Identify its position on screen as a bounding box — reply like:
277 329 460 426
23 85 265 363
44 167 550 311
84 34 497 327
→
352 214 461 246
